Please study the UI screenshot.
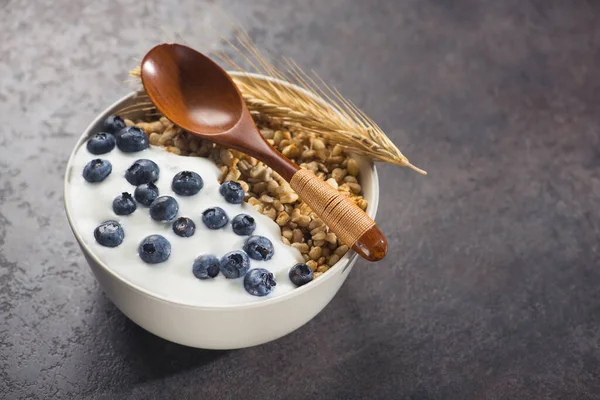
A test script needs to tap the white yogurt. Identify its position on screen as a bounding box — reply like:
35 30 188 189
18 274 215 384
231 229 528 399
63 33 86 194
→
67 143 303 306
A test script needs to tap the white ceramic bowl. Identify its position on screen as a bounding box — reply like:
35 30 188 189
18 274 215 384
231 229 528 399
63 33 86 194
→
64 72 380 349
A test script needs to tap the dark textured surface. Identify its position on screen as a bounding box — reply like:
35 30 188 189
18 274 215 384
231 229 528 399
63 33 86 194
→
2 0 600 398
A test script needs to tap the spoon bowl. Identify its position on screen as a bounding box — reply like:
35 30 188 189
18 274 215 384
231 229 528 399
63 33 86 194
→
141 43 388 262
142 44 243 134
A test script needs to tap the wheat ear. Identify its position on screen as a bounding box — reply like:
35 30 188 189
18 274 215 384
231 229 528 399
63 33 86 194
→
126 30 426 174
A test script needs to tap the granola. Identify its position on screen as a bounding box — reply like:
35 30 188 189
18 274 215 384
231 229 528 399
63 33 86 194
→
125 113 368 277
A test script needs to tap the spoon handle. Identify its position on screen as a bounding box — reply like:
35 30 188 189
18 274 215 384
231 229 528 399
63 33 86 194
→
228 121 388 262
288 168 387 261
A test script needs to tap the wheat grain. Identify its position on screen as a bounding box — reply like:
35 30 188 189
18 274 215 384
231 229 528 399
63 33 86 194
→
125 33 426 174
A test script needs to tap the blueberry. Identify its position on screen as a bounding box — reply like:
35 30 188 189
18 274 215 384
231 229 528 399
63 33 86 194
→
219 250 250 279
134 182 159 206
171 171 203 196
115 126 149 152
125 159 160 186
103 115 126 134
201 207 228 229
219 181 245 204
82 159 112 183
192 254 220 279
112 192 136 215
94 221 124 247
138 235 171 264
149 196 179 222
231 214 256 236
243 235 274 261
86 132 116 155
172 217 196 237
244 268 276 296
289 263 314 287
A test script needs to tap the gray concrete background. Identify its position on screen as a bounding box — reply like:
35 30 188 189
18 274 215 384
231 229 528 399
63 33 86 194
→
2 0 600 398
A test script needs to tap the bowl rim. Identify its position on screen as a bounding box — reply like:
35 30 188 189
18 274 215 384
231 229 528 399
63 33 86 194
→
63 71 380 311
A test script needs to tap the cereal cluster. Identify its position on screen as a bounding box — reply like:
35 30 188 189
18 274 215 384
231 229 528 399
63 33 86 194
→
126 114 368 279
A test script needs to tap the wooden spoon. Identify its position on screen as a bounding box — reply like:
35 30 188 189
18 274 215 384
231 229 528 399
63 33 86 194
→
141 43 387 261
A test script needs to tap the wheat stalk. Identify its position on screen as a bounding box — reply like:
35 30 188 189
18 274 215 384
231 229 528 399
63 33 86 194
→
126 29 426 174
